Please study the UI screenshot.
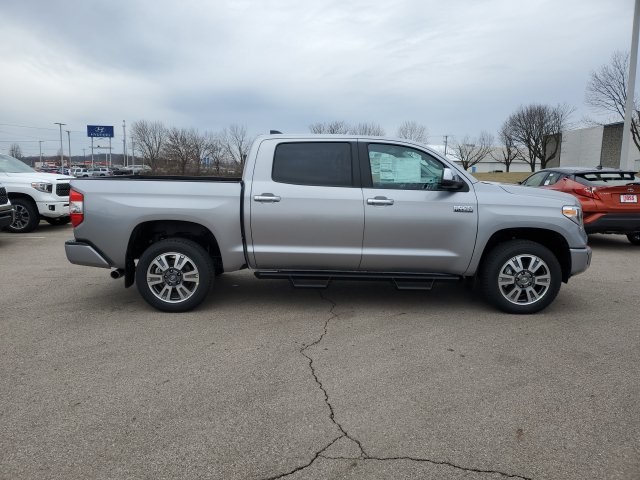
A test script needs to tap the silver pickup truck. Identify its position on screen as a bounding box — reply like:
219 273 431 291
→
65 134 591 314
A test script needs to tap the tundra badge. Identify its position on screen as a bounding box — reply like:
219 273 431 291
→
454 206 474 213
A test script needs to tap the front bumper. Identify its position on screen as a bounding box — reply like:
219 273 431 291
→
0 206 14 229
65 240 112 268
37 200 70 219
570 246 592 277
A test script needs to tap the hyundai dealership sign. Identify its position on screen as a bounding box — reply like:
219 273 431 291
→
87 125 114 138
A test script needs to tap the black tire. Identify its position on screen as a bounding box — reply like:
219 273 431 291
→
135 238 214 312
5 198 40 233
44 216 71 226
627 232 640 245
480 240 562 314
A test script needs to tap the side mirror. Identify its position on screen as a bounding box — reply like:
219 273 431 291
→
440 168 467 191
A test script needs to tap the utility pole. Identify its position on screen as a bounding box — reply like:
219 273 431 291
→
621 0 640 170
122 120 128 167
443 135 449 156
65 130 71 169
38 140 43 165
54 122 66 170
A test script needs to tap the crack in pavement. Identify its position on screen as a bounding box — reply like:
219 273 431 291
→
261 292 532 480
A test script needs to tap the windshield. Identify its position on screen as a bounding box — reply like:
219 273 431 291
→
0 154 36 173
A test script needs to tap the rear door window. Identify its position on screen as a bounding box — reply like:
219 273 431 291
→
272 142 353 187
543 172 565 185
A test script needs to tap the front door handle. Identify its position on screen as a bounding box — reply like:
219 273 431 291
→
367 196 394 206
254 193 281 203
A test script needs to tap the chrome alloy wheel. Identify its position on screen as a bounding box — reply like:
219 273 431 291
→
145 251 200 304
12 204 31 230
497 254 551 306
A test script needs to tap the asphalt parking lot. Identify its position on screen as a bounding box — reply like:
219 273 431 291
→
1 224 638 480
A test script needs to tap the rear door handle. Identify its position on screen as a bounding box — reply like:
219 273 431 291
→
254 193 281 203
367 196 394 206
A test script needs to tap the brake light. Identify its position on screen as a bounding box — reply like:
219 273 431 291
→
573 186 601 200
69 189 84 227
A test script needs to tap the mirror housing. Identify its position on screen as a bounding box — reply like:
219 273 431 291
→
440 168 467 191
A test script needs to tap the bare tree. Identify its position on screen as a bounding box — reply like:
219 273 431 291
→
203 134 226 175
189 130 211 176
309 121 350 134
586 51 640 151
349 122 385 136
9 143 23 159
164 127 196 175
131 120 167 171
505 103 573 171
396 120 428 143
490 122 523 172
220 124 252 171
450 132 494 171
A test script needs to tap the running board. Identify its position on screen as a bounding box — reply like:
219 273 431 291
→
254 270 461 290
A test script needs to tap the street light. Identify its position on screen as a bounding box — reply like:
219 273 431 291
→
65 130 72 169
54 122 66 170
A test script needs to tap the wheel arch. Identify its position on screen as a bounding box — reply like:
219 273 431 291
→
478 228 571 282
7 191 37 205
124 220 223 287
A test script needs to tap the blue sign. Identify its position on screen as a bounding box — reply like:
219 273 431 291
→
87 125 114 138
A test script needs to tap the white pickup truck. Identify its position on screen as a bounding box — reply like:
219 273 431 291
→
65 134 591 314
0 154 73 232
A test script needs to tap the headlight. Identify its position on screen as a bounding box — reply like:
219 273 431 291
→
31 182 53 193
563 205 583 226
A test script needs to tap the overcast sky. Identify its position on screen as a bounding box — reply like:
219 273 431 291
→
0 0 636 157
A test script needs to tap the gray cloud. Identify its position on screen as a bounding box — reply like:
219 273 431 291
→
0 0 634 156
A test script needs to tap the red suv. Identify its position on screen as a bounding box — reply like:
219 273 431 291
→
521 167 640 245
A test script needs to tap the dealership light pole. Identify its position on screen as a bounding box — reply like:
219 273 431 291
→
122 120 128 167
621 0 640 170
54 122 66 170
65 130 72 168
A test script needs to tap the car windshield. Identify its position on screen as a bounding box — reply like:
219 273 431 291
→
578 171 640 186
0 154 36 173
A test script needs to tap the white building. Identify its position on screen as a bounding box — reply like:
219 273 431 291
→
547 122 640 171
429 145 532 173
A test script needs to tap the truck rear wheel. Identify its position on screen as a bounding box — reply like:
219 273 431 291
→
6 198 39 233
135 238 214 312
480 240 561 314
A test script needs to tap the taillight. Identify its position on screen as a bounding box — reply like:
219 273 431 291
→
573 186 600 200
69 189 84 227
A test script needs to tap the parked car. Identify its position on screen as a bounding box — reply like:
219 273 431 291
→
88 167 112 177
71 167 90 177
0 181 15 229
113 164 151 175
0 153 73 232
520 167 640 244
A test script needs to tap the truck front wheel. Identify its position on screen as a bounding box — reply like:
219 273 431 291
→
6 198 39 233
480 240 561 314
135 238 214 312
